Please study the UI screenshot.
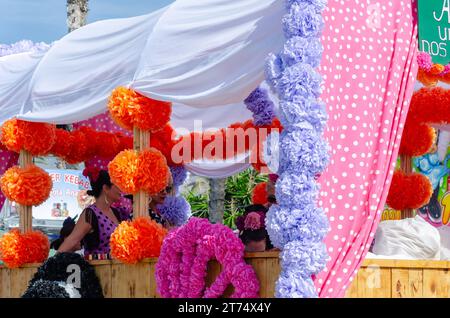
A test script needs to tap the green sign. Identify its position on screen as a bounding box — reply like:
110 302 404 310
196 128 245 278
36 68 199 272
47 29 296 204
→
418 0 450 64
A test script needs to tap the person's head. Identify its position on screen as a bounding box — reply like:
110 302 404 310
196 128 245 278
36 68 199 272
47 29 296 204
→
241 229 267 252
244 204 268 214
83 168 122 204
150 173 174 205
50 216 80 251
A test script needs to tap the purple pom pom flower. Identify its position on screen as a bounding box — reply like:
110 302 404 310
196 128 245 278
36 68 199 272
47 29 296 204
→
281 36 323 68
275 270 318 298
277 63 322 101
279 96 328 132
285 0 328 12
283 3 324 39
157 196 191 227
169 165 188 190
244 87 276 126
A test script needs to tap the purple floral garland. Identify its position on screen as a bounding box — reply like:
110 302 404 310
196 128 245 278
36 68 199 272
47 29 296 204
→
156 195 191 227
169 165 188 191
0 40 50 57
156 217 259 298
265 0 330 298
244 87 276 126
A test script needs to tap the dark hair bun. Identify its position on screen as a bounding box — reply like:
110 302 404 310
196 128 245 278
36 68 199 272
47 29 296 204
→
88 170 112 198
244 204 268 214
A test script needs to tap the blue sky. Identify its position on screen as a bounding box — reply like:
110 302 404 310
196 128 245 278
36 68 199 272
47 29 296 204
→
0 0 174 44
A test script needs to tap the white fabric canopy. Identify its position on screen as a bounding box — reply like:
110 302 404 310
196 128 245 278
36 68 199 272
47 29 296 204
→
0 0 284 126
131 0 284 107
0 0 284 178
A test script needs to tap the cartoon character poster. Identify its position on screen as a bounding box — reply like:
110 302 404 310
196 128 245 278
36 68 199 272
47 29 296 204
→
413 131 450 227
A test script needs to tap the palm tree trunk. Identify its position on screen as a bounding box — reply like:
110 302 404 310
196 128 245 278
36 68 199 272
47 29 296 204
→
67 0 89 33
208 178 226 224
60 0 89 170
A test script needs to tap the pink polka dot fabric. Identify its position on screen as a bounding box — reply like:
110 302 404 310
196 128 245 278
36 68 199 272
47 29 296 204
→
315 0 418 297
0 150 19 211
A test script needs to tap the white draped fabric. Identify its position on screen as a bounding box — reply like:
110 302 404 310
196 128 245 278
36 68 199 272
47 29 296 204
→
186 153 251 179
131 0 285 107
0 0 284 126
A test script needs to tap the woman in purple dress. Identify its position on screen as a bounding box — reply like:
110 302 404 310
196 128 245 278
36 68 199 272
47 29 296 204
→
58 168 131 257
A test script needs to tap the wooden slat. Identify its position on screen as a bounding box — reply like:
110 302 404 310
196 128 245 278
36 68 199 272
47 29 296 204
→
95 264 112 298
265 257 280 297
356 266 391 298
111 263 133 298
135 262 153 297
391 268 423 298
205 260 222 289
111 262 153 298
409 269 423 297
400 154 414 219
345 276 359 298
148 259 160 298
0 267 11 298
18 150 33 233
362 259 450 269
133 126 150 219
423 269 450 298
9 266 37 298
246 258 268 298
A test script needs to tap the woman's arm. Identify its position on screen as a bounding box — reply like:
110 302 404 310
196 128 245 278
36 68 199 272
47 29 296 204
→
57 211 92 253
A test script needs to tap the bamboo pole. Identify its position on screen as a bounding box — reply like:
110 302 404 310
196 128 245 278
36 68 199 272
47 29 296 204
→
133 126 150 219
400 154 414 219
18 150 33 232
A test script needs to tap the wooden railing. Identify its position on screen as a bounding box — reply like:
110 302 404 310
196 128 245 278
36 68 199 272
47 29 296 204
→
1 253 450 298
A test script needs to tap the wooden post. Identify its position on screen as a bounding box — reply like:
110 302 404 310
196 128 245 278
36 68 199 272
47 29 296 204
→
400 154 414 219
18 150 33 232
133 126 150 219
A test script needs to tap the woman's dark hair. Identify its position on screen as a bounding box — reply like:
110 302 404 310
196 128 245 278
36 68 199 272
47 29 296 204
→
50 216 77 250
86 170 112 198
244 204 268 214
240 228 267 244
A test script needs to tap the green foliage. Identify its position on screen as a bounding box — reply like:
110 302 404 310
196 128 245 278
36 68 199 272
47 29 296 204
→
224 169 267 228
182 168 268 229
183 190 209 219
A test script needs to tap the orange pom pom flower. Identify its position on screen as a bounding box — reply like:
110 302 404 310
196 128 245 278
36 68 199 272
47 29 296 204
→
0 229 25 268
50 128 74 158
132 217 167 258
110 220 141 264
136 148 170 195
22 230 50 264
108 150 140 194
252 182 268 205
110 217 167 264
0 119 24 153
386 171 433 210
96 131 121 159
0 229 49 268
0 119 56 155
64 130 89 164
108 87 172 132
0 164 52 206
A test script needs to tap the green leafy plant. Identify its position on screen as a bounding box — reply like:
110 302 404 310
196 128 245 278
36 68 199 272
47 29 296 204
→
223 168 267 228
182 168 268 229
183 190 209 219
